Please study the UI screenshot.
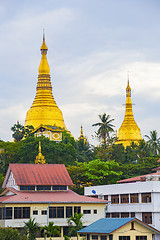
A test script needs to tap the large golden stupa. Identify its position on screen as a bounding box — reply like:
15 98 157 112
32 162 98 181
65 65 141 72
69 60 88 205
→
25 34 68 138
115 80 142 147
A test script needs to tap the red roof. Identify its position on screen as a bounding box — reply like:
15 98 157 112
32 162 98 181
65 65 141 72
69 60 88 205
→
118 171 160 184
0 187 108 204
2 164 73 188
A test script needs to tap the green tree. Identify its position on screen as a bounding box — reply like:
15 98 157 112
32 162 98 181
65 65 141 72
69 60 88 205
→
11 122 34 142
0 227 27 240
145 130 160 156
41 221 60 240
92 113 115 145
0 173 4 193
11 122 24 141
24 218 40 240
67 212 83 240
68 159 122 194
78 159 122 186
110 144 126 163
67 164 92 194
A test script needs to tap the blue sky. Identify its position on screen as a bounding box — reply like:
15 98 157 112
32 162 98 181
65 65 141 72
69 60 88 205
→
0 0 160 144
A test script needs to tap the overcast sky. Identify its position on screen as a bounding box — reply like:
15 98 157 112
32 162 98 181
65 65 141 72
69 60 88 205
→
0 0 160 144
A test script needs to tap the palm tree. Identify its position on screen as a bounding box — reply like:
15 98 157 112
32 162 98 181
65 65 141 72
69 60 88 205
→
145 130 160 156
24 218 40 240
41 221 60 240
92 113 115 145
67 212 83 240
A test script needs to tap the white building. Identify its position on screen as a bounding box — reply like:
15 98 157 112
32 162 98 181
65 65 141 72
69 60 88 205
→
85 168 160 240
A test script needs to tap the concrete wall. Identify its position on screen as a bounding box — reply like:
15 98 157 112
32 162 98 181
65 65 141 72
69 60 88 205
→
0 202 106 228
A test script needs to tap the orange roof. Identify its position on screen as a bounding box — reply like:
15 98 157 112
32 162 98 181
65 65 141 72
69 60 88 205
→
118 171 160 184
0 187 108 204
2 164 73 188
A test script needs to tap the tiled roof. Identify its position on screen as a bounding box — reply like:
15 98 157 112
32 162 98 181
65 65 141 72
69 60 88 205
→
117 171 160 183
2 164 73 188
0 188 108 204
78 218 160 235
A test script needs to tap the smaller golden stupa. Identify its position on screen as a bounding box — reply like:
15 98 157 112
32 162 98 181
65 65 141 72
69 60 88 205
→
115 80 142 147
35 141 46 164
78 125 88 143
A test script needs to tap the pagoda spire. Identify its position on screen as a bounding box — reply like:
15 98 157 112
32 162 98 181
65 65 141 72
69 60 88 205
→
24 34 68 131
115 80 142 147
78 125 85 141
78 125 88 143
35 141 46 164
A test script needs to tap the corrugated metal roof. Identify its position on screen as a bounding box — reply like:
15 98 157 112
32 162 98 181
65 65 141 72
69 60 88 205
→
78 218 160 235
78 218 134 234
0 188 108 204
3 164 73 187
118 171 160 183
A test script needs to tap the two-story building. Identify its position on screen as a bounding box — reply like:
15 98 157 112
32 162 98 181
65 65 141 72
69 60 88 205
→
85 167 160 240
0 163 108 238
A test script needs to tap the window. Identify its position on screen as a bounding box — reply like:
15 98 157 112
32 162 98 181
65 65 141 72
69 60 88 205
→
91 195 98 198
3 207 12 219
121 212 129 218
87 234 90 240
104 195 108 200
142 213 152 224
66 207 72 218
141 193 151 203
92 235 98 240
20 186 35 191
111 212 119 218
119 237 130 240
130 222 135 230
49 207 64 218
41 210 47 215
74 206 81 214
14 207 22 219
94 209 97 214
106 213 110 218
83 210 91 214
131 212 135 217
120 194 129 204
111 195 119 204
33 210 38 215
37 185 51 191
101 236 107 240
136 237 147 240
109 235 113 240
14 207 30 219
0 208 2 219
23 207 30 218
130 193 138 203
52 186 67 191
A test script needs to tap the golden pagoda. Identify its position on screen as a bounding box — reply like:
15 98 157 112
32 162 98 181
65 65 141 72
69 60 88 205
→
115 80 142 147
25 34 68 140
78 125 87 143
35 141 46 164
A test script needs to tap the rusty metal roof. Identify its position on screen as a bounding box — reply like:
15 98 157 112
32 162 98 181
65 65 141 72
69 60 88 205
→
118 171 160 183
3 164 73 187
0 187 108 204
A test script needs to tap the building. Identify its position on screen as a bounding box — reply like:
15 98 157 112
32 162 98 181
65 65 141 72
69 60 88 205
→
115 80 142 147
25 34 69 141
78 126 88 143
78 218 160 240
84 167 160 240
0 163 107 238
